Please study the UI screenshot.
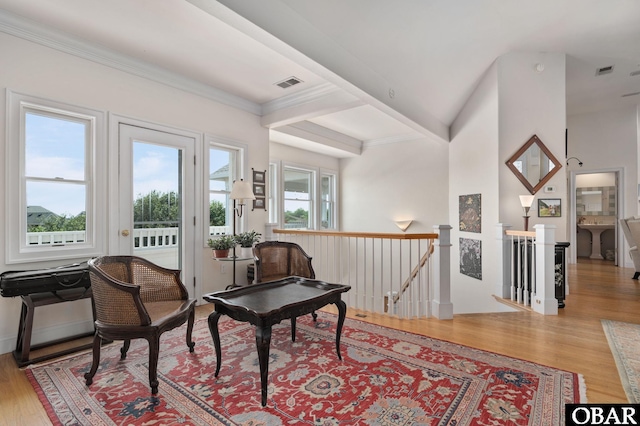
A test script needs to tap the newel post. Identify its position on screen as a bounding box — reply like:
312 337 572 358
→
533 224 558 315
264 223 278 241
432 225 453 319
496 224 512 299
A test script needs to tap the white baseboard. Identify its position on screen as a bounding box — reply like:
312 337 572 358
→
0 319 95 356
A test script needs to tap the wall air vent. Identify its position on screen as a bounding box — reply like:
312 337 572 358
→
595 65 614 76
275 76 303 89
622 91 640 98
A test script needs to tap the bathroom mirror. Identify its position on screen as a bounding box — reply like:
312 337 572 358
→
505 134 562 195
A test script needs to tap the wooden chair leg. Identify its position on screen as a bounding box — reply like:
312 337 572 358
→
120 339 131 359
84 332 102 386
147 336 160 394
186 307 195 352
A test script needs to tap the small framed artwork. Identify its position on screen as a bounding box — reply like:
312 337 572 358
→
459 193 481 233
252 198 265 210
253 169 265 183
253 183 265 196
538 198 561 217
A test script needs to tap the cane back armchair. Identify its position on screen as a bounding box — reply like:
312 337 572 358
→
85 256 196 394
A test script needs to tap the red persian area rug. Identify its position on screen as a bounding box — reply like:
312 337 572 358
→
26 313 585 425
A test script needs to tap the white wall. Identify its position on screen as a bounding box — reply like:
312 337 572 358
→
567 106 639 266
498 53 568 240
340 138 449 233
449 61 511 313
0 32 269 354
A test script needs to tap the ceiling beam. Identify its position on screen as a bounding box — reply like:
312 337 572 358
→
273 121 362 156
261 84 364 128
187 0 450 142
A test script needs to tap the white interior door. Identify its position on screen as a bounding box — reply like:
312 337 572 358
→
117 123 197 297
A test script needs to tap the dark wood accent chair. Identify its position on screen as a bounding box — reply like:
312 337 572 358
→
253 241 317 321
85 256 196 394
253 241 316 283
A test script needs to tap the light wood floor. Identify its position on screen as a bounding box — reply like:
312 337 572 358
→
0 259 635 425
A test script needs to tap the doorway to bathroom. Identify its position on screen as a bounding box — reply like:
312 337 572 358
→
569 170 623 265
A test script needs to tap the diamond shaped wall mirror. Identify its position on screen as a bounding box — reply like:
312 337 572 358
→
505 134 562 195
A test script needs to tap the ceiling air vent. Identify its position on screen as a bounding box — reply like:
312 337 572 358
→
595 65 614 76
631 70 640 77
622 91 640 98
275 76 303 89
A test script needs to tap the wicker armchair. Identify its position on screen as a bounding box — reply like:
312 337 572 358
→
85 256 196 394
253 241 316 283
253 241 317 321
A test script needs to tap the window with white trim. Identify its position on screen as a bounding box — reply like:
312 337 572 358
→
268 162 278 224
207 142 244 240
6 91 106 263
283 166 314 229
320 172 337 229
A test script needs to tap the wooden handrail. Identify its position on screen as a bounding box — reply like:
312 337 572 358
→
392 243 435 305
505 230 536 237
274 229 438 240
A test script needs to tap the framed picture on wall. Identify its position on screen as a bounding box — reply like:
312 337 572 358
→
253 183 265 196
252 198 265 210
253 169 265 183
538 198 561 217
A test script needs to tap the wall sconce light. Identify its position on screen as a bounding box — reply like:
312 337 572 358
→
395 220 413 232
519 195 535 231
566 157 583 167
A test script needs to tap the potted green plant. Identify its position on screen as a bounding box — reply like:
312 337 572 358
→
208 235 235 258
234 230 261 257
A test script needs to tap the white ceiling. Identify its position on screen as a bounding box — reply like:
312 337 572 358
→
1 0 639 157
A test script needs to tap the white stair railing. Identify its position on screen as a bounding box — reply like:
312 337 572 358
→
268 226 452 319
498 224 558 315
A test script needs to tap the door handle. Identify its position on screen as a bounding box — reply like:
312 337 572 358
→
121 229 130 237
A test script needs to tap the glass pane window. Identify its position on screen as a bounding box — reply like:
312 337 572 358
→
24 111 89 239
320 173 335 229
208 145 238 237
284 167 313 229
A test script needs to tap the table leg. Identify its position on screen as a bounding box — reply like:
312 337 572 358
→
207 311 222 377
290 317 296 342
335 299 347 361
255 325 272 407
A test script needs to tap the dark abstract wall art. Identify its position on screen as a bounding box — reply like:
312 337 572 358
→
459 193 481 233
460 238 482 280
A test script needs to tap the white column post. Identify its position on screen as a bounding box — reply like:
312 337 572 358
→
432 225 453 319
496 223 512 298
533 224 558 315
264 223 278 241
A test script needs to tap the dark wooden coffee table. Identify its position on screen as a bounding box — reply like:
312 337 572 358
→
203 277 350 406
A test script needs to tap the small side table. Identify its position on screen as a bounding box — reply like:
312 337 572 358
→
212 256 253 289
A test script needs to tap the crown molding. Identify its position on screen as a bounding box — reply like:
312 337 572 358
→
0 9 261 115
261 82 342 115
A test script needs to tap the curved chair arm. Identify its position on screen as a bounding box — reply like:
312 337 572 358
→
88 264 151 326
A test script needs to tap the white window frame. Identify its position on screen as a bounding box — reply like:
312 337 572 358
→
320 169 339 230
282 163 316 230
268 161 279 224
5 91 106 264
204 135 247 245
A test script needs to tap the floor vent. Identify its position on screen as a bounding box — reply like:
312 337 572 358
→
595 65 614 76
275 76 303 89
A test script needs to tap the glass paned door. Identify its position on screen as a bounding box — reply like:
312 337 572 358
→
118 124 195 292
